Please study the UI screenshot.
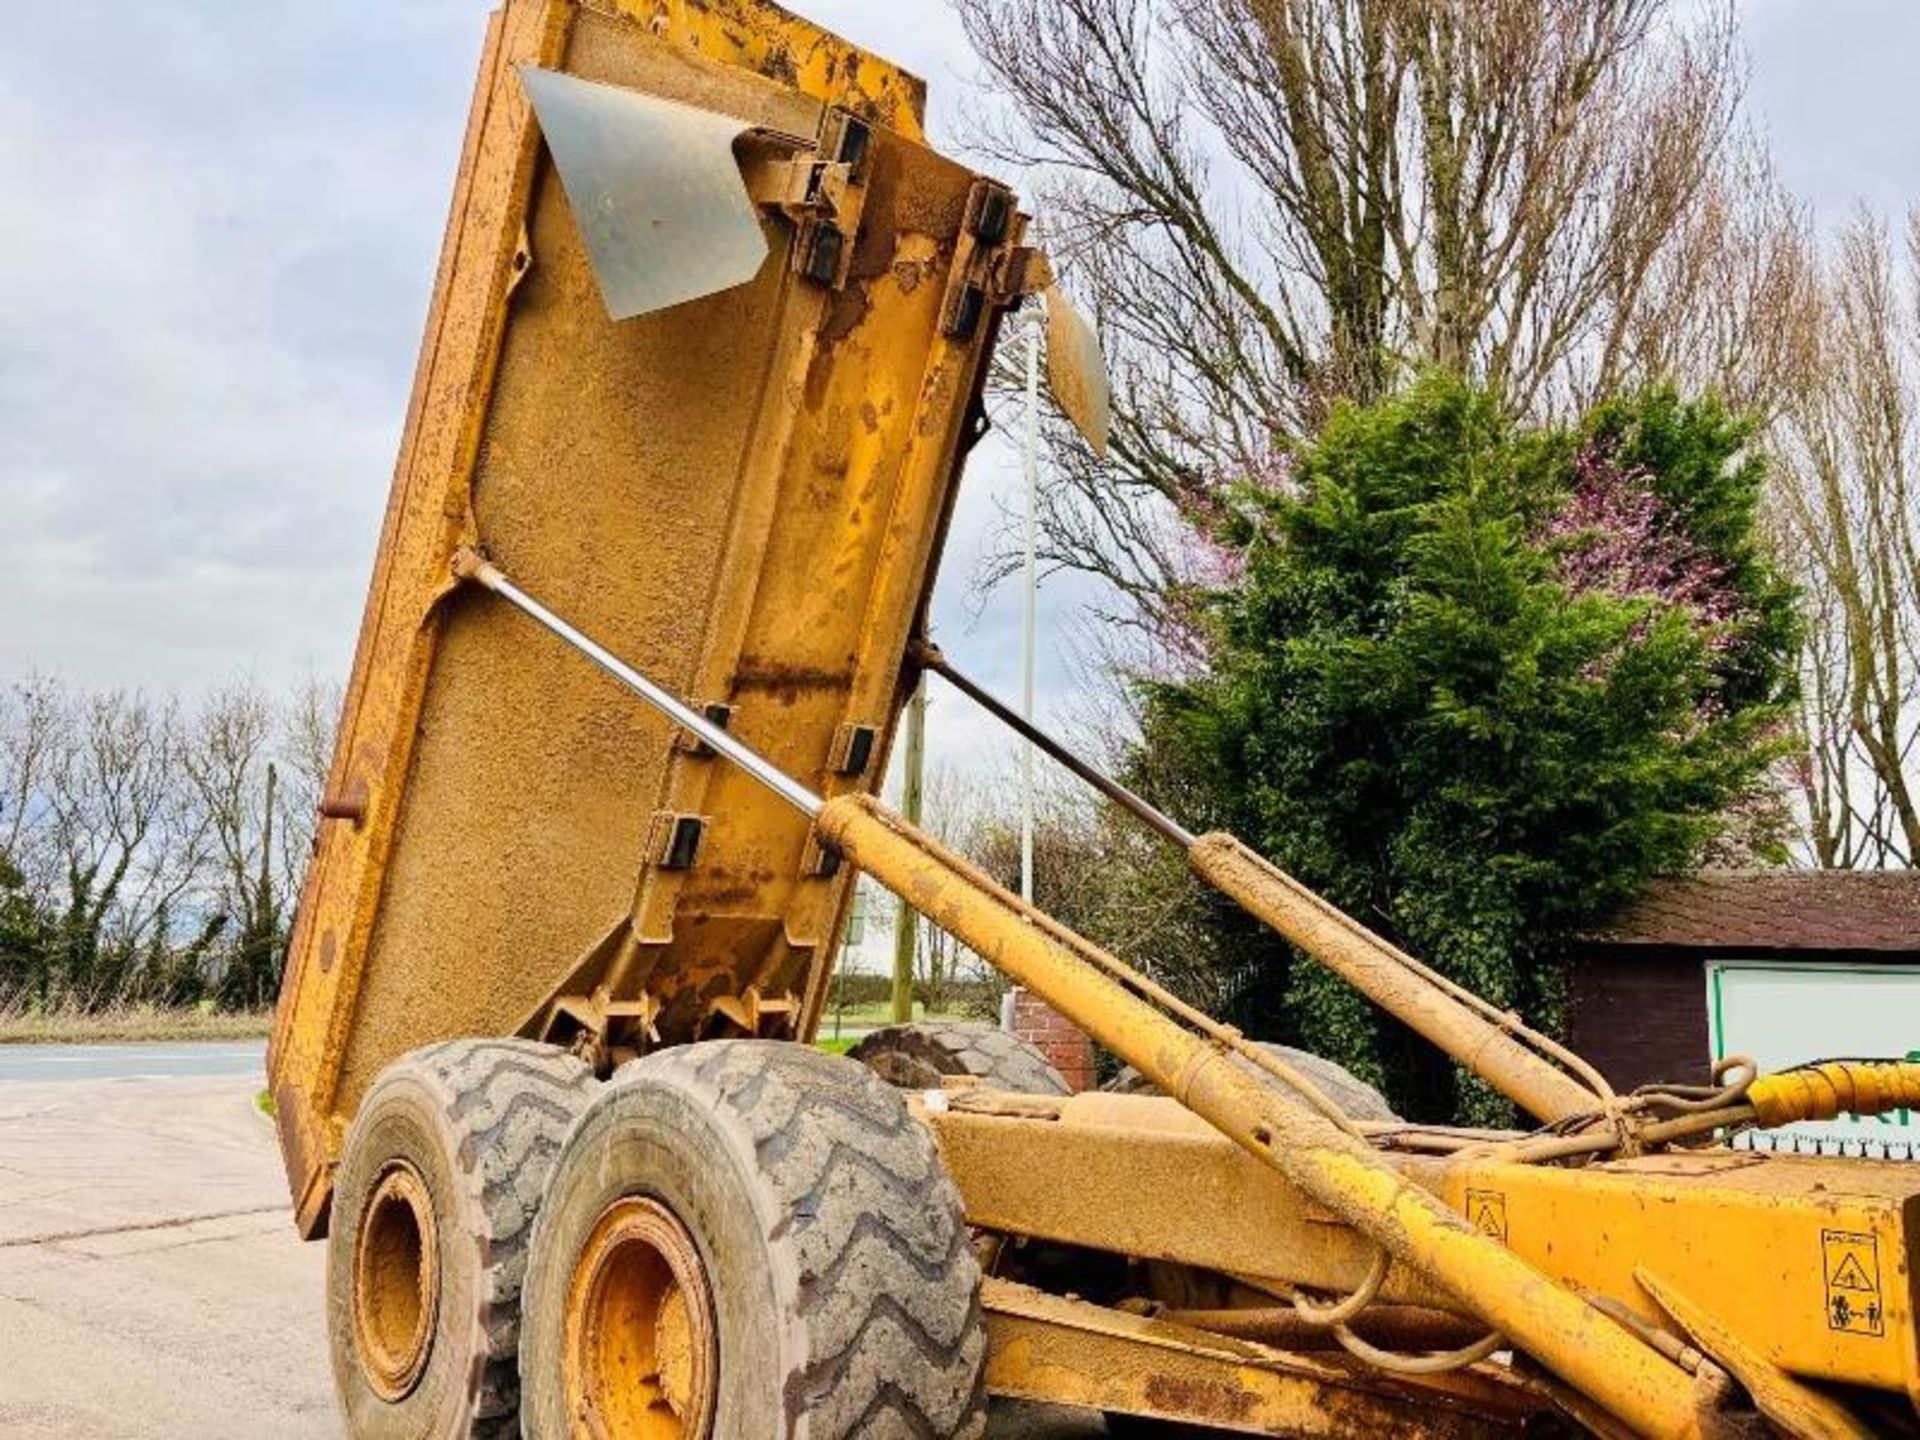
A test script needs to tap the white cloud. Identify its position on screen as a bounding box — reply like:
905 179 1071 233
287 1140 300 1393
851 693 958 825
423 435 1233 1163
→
0 2 478 693
11 0 1906 790
1739 0 1920 227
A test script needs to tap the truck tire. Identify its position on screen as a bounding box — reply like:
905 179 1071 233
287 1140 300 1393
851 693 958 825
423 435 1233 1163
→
850 1020 1071 1096
1105 1041 1397 1122
519 1040 988 1439
327 1039 597 1439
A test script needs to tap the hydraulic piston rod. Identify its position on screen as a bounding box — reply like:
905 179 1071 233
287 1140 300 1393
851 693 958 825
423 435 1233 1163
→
915 641 1601 1126
456 554 1702 1436
452 549 823 817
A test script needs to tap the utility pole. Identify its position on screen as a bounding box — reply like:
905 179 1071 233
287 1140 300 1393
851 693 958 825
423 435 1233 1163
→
1020 305 1041 904
889 674 927 1023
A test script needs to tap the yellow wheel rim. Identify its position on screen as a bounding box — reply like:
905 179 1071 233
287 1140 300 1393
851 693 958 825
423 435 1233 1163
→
352 1160 440 1401
565 1196 718 1439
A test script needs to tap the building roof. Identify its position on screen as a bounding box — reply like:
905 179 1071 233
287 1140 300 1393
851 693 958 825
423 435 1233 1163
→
1583 870 1920 955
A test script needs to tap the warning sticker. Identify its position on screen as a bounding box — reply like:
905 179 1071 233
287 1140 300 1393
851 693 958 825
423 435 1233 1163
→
1822 1230 1884 1337
1466 1189 1508 1244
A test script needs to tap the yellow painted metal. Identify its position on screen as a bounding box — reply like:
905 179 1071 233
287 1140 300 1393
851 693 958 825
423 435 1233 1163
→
1635 1269 1875 1440
265 3 1920 1436
816 794 1703 1436
268 0 1008 1236
1188 833 1599 1126
1748 1060 1920 1128
920 1091 1454 1310
1437 1150 1920 1412
351 1160 440 1403
922 1090 1920 1414
980 1278 1541 1437
564 1196 717 1438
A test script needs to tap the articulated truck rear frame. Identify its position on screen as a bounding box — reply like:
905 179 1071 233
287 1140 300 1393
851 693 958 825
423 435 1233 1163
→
271 3 1920 1436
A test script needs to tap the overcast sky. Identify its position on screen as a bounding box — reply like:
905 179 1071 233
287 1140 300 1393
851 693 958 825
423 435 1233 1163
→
2 0 1916 783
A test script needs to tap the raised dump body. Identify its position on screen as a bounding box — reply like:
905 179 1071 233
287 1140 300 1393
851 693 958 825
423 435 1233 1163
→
272 5 1920 1436
268 0 1024 1236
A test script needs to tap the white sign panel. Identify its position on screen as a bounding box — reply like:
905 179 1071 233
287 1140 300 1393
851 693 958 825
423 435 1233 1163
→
1707 961 1920 1161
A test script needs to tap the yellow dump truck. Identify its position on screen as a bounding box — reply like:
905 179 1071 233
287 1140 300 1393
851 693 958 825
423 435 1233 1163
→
271 3 1920 1436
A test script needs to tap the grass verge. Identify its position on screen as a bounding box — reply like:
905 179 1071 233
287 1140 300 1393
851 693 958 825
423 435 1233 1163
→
0 1002 274 1045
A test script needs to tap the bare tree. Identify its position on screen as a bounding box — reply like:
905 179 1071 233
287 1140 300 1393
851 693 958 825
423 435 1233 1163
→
273 676 341 897
1773 212 1920 867
0 672 341 1007
958 0 1792 624
0 677 62 890
181 682 285 1005
37 687 211 1001
895 763 999 1012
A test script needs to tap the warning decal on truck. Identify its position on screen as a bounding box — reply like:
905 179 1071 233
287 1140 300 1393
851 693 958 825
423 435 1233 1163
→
1466 1189 1507 1244
1822 1230 1884 1337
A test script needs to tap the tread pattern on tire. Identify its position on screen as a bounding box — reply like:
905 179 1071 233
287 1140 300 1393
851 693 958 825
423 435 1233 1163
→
371 1038 595 1436
849 1020 1071 1097
636 1040 988 1439
1104 1040 1398 1122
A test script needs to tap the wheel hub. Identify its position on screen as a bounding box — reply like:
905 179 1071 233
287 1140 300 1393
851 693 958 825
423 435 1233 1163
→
566 1196 718 1438
352 1160 440 1401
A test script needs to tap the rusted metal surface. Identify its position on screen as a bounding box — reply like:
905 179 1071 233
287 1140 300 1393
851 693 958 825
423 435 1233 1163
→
351 1160 438 1403
1147 1303 1491 1354
1635 1268 1874 1440
564 1196 717 1437
269 0 1014 1236
980 1279 1540 1437
921 1091 1452 1310
818 791 1712 1436
923 1088 1920 1415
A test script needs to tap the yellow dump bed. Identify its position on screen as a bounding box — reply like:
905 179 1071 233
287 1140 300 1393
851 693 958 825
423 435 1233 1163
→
269 0 1021 1235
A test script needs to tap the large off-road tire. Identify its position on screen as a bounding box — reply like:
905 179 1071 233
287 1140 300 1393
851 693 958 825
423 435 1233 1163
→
1105 1040 1398 1122
850 1020 1071 1096
326 1038 597 1439
519 1040 988 1439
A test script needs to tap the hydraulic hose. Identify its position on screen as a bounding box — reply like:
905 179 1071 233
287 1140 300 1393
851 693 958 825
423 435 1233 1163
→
1747 1061 1920 1129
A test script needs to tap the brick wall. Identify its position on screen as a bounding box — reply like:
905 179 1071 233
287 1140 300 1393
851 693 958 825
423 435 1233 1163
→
1006 987 1096 1092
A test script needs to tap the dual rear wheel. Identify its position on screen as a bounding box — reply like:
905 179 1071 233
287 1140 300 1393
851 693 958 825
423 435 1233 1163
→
328 1024 1049 1438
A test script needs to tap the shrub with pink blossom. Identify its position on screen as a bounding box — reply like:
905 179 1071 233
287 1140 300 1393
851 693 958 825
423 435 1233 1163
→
1128 375 1800 1124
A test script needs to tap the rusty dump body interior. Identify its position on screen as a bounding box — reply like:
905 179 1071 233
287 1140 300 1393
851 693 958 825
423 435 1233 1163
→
270 0 1005 1232
275 3 1920 1438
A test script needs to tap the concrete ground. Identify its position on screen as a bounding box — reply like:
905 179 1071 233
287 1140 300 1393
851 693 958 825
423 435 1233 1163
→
0 1055 1109 1438
0 1074 334 1438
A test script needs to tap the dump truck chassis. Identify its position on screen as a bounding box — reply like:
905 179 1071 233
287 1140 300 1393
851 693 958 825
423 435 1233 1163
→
276 5 1920 1433
438 555 1920 1436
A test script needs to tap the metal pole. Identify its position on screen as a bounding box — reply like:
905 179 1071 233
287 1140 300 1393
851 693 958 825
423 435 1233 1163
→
918 643 1192 848
890 673 927 1024
452 548 824 819
917 645 1603 1125
1020 306 1041 906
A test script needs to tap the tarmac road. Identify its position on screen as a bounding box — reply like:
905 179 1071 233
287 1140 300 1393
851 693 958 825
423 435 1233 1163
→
0 1039 266 1084
0 1049 1110 1439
